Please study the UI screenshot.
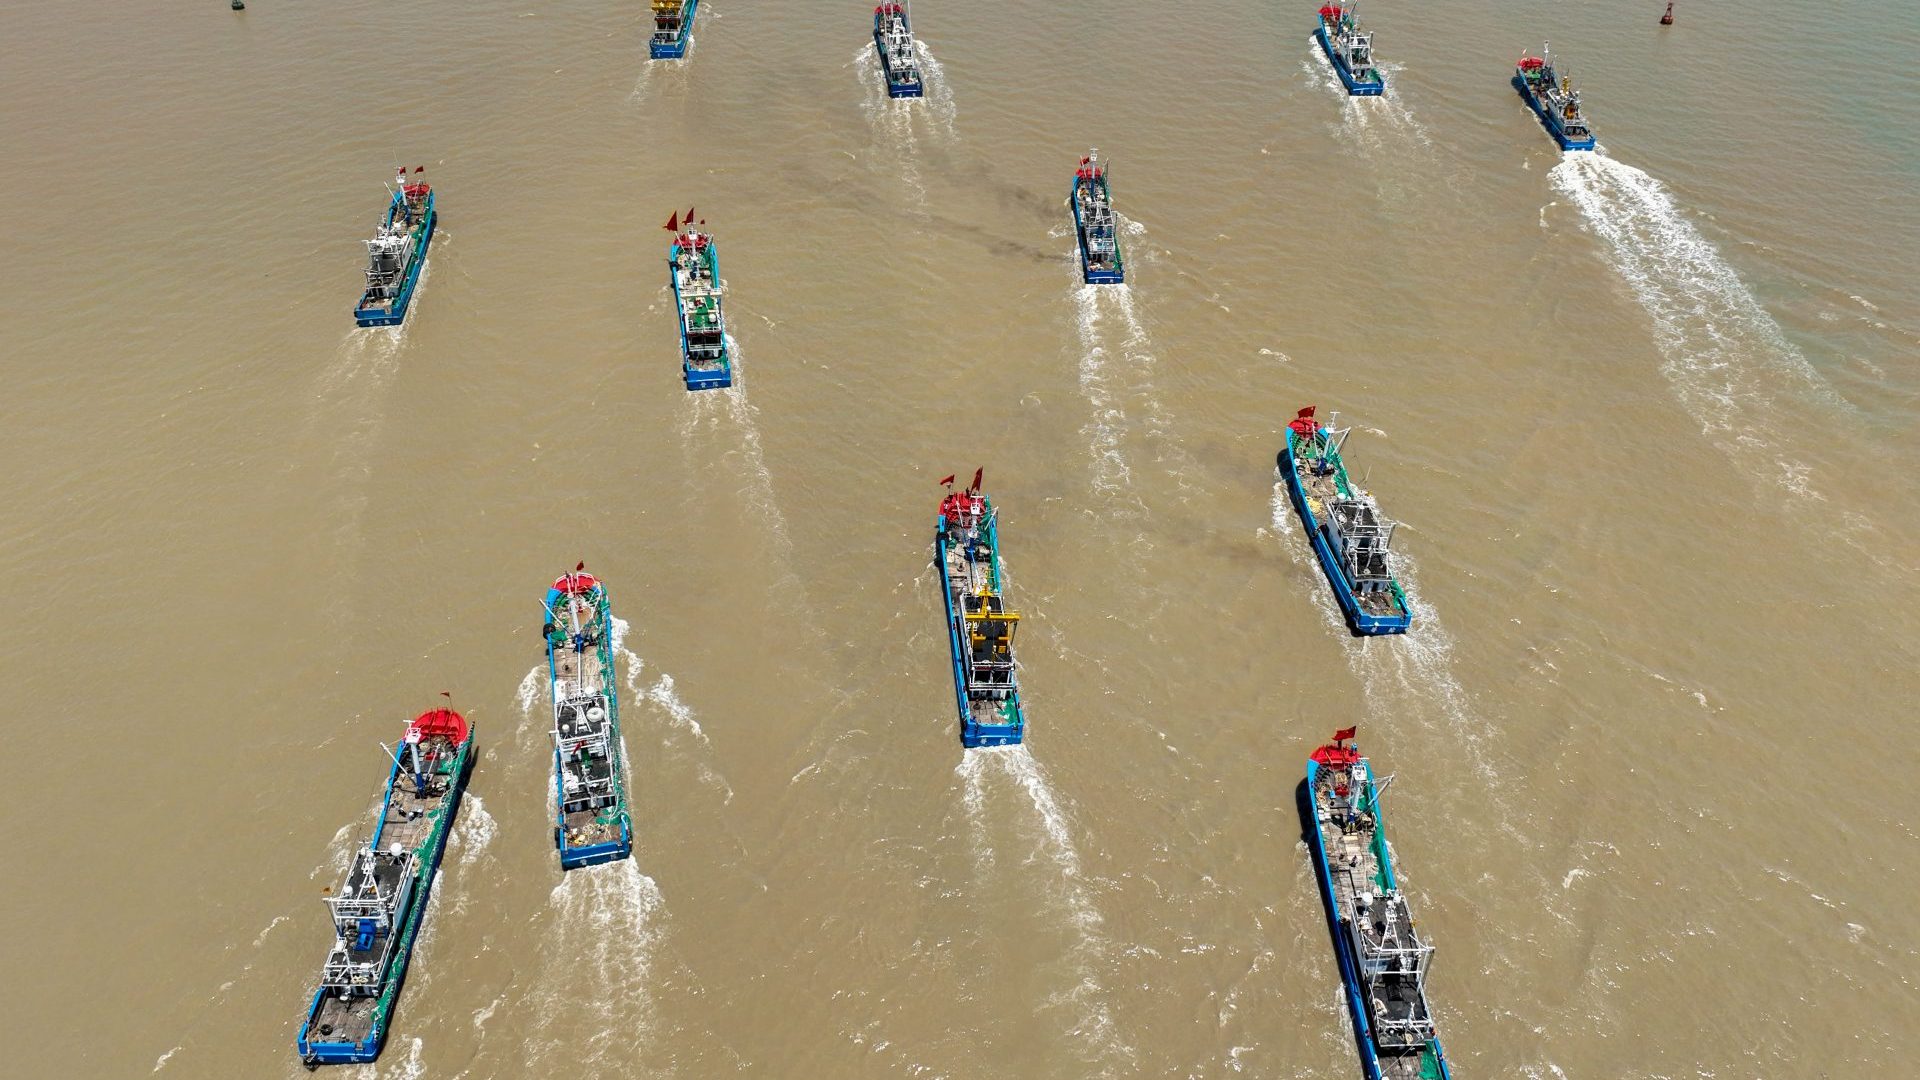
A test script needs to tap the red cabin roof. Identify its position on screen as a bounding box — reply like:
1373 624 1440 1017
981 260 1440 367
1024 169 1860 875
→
1519 56 1546 70
409 707 470 745
553 571 599 596
1310 743 1360 768
1318 5 1344 18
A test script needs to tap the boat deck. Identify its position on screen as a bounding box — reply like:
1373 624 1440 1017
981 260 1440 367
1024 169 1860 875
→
1314 763 1439 1079
1296 458 1404 619
552 595 623 847
308 991 378 1048
944 535 1019 734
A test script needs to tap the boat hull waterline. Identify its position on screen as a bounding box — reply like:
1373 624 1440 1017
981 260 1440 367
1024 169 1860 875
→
935 473 1025 748
1278 413 1412 635
296 709 476 1066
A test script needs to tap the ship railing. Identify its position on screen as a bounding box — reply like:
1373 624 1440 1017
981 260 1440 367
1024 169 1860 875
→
321 944 397 992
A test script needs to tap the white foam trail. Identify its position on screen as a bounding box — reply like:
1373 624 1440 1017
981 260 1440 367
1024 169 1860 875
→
643 672 707 743
1550 152 1836 499
1071 279 1132 494
453 793 498 870
526 861 666 1070
344 1034 424 1080
961 746 1133 1068
709 337 794 559
913 39 959 135
852 46 927 197
251 914 289 949
151 1047 179 1072
1267 484 1496 781
515 664 547 751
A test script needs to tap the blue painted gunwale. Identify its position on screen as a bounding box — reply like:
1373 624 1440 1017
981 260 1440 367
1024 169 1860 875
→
1514 68 1596 151
353 190 436 328
1069 175 1124 286
649 0 699 60
1304 752 1453 1080
1278 431 1412 636
543 581 634 870
873 10 924 98
668 238 732 391
1315 23 1385 97
296 724 475 1065
935 503 1024 748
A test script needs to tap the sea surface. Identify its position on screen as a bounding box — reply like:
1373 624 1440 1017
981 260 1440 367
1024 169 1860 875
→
3 1 1918 1077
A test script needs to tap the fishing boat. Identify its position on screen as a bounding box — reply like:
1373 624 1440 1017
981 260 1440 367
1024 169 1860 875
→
544 564 632 870
872 3 924 98
297 705 475 1067
1514 43 1596 151
1304 728 1453 1080
664 209 732 391
353 167 436 327
1276 406 1412 635
1314 4 1385 96
650 0 697 59
935 469 1025 748
1070 150 1124 285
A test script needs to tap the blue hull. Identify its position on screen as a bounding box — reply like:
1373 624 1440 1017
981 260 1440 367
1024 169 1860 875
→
1278 442 1412 636
353 197 436 327
874 30 924 97
544 583 633 870
649 0 697 59
668 240 732 391
1303 761 1452 1080
1069 181 1124 286
1314 26 1384 96
1514 75 1595 151
935 516 1023 748
296 733 475 1066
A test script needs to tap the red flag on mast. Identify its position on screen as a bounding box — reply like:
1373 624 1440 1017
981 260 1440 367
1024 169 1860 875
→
937 474 956 487
664 211 679 232
414 166 425 174
575 561 585 572
1332 725 1356 743
685 205 696 225
441 691 453 701
969 467 983 492
1297 405 1317 419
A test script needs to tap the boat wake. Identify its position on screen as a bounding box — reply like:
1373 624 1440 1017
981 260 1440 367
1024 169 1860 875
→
1549 152 1839 501
1068 269 1168 504
514 664 547 753
613 616 732 800
1266 484 1496 780
851 41 958 200
955 746 1133 1071
523 860 668 1074
344 1034 425 1080
678 336 794 564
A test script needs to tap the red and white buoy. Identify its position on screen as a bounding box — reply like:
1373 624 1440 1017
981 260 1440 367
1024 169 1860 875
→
1660 2 1675 25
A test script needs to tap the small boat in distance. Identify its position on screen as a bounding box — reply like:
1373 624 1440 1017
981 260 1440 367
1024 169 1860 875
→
353 167 436 327
1514 43 1596 151
1070 150 1124 285
1660 2 1675 25
935 469 1025 748
544 564 632 870
1276 406 1412 635
1304 728 1453 1079
872 3 924 98
665 208 732 391
650 0 698 59
297 703 475 1067
1315 4 1385 96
